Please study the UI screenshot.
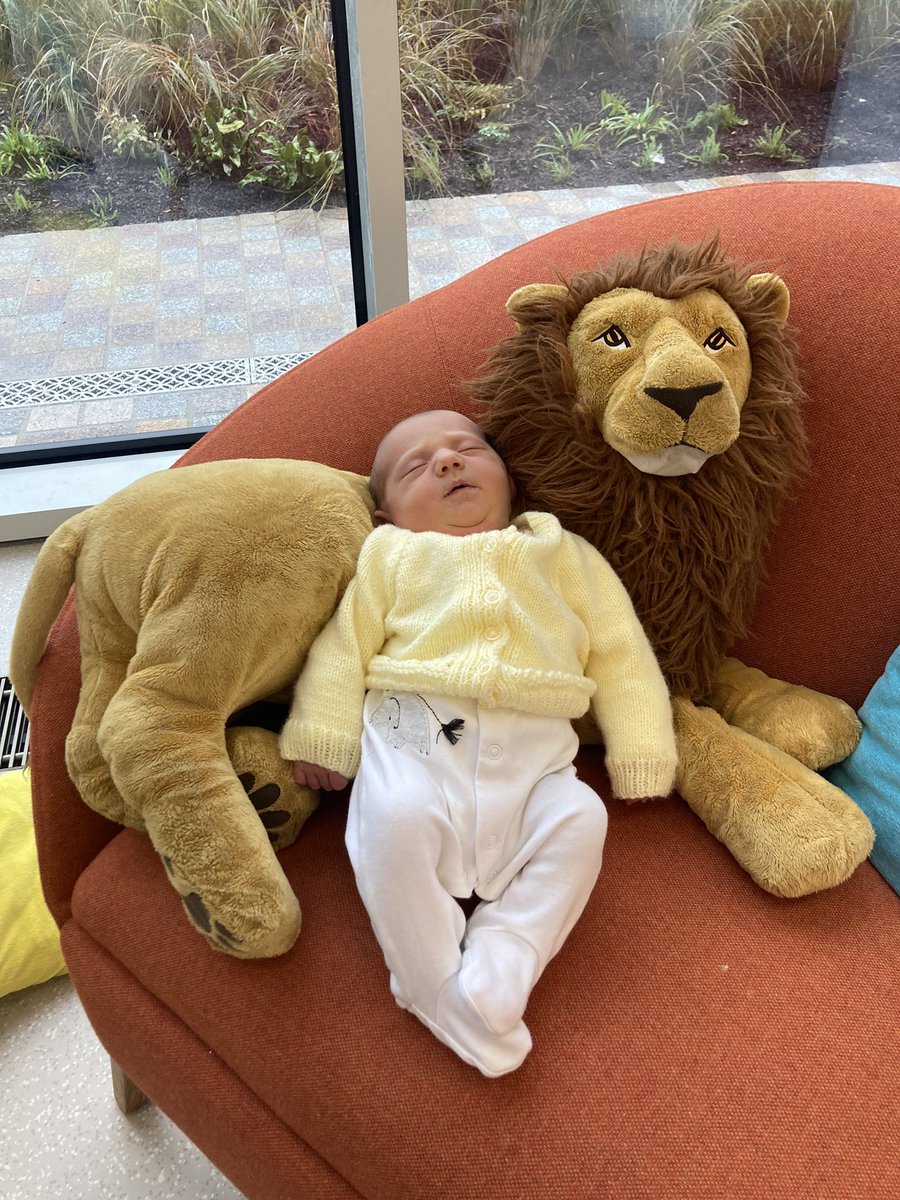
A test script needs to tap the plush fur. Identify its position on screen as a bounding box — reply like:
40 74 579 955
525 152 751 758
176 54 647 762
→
474 239 873 897
12 459 374 957
474 239 808 699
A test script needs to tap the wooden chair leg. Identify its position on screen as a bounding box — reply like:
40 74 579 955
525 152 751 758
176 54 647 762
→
110 1057 150 1114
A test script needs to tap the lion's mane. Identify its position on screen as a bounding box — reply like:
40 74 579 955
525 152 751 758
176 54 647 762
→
473 238 809 699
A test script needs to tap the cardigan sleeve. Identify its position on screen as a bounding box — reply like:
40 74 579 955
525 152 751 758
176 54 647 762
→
278 531 394 778
562 534 678 800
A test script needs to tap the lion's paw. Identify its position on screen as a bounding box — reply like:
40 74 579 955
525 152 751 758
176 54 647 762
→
159 852 300 958
162 856 245 954
708 659 863 771
226 725 319 852
239 771 296 849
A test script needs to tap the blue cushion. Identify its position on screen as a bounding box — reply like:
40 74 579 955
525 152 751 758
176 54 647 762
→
825 646 900 895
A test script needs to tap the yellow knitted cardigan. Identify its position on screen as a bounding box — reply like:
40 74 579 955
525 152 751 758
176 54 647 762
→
280 512 677 799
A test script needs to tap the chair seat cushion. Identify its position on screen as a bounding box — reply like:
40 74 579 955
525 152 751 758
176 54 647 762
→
70 748 898 1199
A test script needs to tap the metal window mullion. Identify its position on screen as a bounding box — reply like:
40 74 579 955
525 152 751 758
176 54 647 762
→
334 0 410 321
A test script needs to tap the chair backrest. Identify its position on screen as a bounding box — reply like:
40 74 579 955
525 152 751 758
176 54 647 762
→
183 179 900 709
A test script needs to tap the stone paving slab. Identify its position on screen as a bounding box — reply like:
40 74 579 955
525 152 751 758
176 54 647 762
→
1 162 898 449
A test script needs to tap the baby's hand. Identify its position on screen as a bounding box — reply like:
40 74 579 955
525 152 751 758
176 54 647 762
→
293 761 349 792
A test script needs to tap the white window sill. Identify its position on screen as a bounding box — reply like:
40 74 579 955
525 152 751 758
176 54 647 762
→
0 451 182 542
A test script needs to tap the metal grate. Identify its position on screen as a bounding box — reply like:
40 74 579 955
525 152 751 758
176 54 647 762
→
1 677 30 771
0 353 312 410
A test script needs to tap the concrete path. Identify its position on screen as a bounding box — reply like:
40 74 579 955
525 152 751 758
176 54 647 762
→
1 161 898 448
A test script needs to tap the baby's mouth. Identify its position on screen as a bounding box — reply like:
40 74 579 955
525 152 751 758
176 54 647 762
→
445 480 472 496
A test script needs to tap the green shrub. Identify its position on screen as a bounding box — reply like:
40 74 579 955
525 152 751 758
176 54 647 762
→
2 186 33 213
241 129 342 197
749 120 804 162
630 134 666 170
533 118 601 158
477 122 511 142
681 129 729 166
599 94 678 149
0 119 78 177
191 104 256 177
687 102 747 134
87 188 117 226
99 104 160 159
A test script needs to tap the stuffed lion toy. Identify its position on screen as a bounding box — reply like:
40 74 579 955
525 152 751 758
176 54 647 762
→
12 238 873 961
12 460 374 958
475 238 874 897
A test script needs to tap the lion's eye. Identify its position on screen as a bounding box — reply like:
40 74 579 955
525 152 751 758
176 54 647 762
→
704 327 735 352
593 324 630 349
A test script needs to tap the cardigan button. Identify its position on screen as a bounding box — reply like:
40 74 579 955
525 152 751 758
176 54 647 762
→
483 588 500 604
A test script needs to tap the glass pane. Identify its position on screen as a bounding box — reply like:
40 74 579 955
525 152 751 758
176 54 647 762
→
399 0 900 298
0 1 356 455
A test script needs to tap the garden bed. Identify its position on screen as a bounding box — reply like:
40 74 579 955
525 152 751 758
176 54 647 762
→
440 49 899 196
1 17 897 235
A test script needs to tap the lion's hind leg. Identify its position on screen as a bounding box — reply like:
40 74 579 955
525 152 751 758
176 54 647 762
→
707 658 862 770
65 615 138 829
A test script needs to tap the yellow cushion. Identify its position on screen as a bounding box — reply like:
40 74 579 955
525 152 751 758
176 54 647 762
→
0 768 67 997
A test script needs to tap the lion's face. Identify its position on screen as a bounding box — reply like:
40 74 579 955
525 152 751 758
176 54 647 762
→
502 268 789 479
568 287 753 477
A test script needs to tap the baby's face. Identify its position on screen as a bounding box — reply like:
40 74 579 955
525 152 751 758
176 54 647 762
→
374 411 514 536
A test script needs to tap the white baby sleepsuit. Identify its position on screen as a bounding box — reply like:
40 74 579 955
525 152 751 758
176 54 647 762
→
281 513 677 1075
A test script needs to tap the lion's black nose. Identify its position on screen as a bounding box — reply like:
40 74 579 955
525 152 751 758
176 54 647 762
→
645 382 722 420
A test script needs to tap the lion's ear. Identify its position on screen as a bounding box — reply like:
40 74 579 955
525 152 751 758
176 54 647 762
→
746 272 790 324
505 283 569 328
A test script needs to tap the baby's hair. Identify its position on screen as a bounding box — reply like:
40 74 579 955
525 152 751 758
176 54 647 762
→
368 410 493 511
368 460 386 509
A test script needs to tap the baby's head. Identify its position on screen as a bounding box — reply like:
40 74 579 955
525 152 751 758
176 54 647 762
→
370 410 515 536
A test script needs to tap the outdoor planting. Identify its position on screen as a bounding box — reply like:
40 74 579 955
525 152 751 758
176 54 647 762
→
0 0 897 230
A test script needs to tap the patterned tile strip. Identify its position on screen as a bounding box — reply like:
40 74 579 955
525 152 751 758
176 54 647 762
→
0 354 311 410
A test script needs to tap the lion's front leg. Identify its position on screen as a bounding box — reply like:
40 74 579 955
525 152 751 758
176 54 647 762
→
226 725 319 852
705 657 861 770
672 697 873 897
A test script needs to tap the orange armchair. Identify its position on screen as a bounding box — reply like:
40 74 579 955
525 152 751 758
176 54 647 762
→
31 180 899 1199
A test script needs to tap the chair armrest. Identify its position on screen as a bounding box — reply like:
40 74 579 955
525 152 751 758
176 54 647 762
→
31 596 120 928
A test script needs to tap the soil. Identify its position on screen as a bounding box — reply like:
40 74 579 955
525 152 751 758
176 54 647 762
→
439 51 900 197
1 34 897 235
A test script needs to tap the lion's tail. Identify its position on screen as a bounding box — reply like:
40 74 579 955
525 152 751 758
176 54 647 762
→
10 509 91 715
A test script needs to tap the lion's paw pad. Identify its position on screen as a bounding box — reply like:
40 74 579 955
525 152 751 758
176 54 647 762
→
238 771 292 847
162 856 243 952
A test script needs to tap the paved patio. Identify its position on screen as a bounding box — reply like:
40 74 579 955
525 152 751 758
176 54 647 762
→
1 160 898 449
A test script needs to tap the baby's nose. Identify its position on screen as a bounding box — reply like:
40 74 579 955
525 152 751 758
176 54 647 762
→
436 450 463 472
